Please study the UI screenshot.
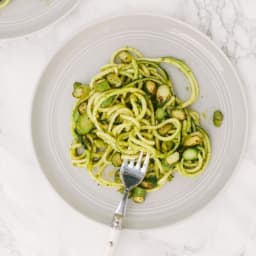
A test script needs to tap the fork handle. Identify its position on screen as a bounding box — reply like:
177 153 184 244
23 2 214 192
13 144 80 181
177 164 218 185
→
115 189 129 216
104 216 122 256
104 190 129 256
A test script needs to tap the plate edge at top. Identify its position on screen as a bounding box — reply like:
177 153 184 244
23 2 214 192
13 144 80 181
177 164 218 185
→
0 0 80 39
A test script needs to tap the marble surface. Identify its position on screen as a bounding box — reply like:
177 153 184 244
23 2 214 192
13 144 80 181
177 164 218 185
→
0 0 256 255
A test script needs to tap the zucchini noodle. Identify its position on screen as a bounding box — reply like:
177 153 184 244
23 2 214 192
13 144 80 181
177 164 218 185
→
70 47 211 203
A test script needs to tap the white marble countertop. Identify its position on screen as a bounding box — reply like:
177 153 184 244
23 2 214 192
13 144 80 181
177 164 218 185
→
1 0 256 255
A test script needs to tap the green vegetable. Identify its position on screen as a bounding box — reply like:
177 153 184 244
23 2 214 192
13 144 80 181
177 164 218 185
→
76 114 94 135
112 152 122 167
171 109 186 120
132 187 146 203
166 152 180 165
106 73 122 87
156 85 170 104
213 110 224 127
162 160 171 172
183 148 198 161
141 176 157 189
156 108 166 121
161 141 173 152
72 82 91 99
73 110 80 122
78 102 87 114
158 124 172 135
95 80 110 92
118 51 132 63
101 96 115 107
145 81 156 95
183 133 203 147
115 173 122 185
167 174 173 182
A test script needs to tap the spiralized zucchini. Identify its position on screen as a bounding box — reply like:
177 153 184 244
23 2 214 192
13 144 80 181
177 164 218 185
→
70 47 211 201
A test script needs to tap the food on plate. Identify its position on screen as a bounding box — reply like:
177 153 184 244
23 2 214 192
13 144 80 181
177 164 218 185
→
70 47 211 202
0 0 10 9
213 110 224 127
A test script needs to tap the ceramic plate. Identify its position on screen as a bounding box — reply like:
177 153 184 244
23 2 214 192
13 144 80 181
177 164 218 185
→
31 14 249 229
0 0 79 38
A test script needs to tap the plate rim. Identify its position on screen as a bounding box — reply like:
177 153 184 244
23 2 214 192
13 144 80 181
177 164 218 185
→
30 13 250 230
0 0 80 39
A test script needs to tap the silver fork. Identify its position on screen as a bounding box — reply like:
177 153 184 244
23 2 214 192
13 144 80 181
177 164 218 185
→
104 152 150 256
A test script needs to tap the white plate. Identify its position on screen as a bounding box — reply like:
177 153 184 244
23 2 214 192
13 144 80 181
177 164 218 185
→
31 14 249 229
0 0 79 38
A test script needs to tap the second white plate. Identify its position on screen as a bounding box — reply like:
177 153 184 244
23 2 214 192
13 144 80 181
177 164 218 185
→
0 0 79 38
31 14 248 229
